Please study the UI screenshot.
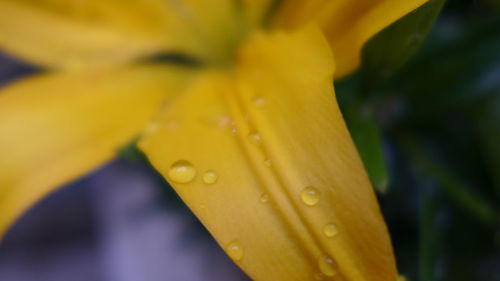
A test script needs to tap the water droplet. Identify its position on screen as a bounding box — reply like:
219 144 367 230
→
301 186 320 206
264 159 272 167
252 96 266 108
260 193 269 203
203 170 218 185
226 240 244 261
318 255 337 277
167 160 196 183
217 116 232 127
247 131 261 145
314 273 325 280
144 121 160 134
323 223 338 238
200 106 231 129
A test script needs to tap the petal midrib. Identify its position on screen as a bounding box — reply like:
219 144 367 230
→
222 76 347 280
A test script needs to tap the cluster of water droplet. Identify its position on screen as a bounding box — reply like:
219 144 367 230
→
299 186 340 278
167 160 219 186
162 95 340 278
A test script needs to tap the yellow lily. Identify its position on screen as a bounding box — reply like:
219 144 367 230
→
0 1 428 280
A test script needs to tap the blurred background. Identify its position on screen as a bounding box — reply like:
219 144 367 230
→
0 0 499 280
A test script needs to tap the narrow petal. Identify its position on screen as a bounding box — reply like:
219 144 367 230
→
273 0 429 77
0 0 207 69
0 64 192 237
140 28 397 281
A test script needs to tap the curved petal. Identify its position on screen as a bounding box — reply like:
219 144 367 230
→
140 28 397 281
0 64 192 238
0 0 207 69
273 0 429 78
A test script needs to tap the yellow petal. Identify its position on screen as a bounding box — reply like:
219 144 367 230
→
0 0 209 69
140 27 397 281
0 64 192 238
273 0 429 77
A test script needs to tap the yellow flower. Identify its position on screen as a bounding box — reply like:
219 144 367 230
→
0 1 427 280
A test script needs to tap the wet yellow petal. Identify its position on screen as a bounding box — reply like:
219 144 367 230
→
0 0 207 69
274 0 429 78
0 64 192 238
140 28 397 281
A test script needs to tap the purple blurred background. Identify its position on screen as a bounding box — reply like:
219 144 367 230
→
0 54 250 281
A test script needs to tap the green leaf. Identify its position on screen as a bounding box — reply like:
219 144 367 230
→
345 105 389 193
483 0 500 10
388 17 500 117
476 95 500 192
401 135 499 226
361 0 446 83
419 188 440 281
335 76 389 192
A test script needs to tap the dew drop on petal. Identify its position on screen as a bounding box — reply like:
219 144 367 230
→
260 193 269 203
314 273 325 281
323 223 338 238
248 130 261 145
301 186 320 206
167 160 196 183
252 96 266 108
318 255 337 277
200 105 228 128
203 170 218 185
226 240 244 261
217 116 232 128
144 121 160 134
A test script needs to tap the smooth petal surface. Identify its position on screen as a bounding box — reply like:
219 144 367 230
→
140 28 397 281
0 64 191 238
273 0 429 77
0 0 209 69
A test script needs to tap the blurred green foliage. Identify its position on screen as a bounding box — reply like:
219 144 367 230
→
362 0 446 84
337 0 500 280
345 104 390 192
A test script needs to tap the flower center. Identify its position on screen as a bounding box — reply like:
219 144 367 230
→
166 3 272 69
